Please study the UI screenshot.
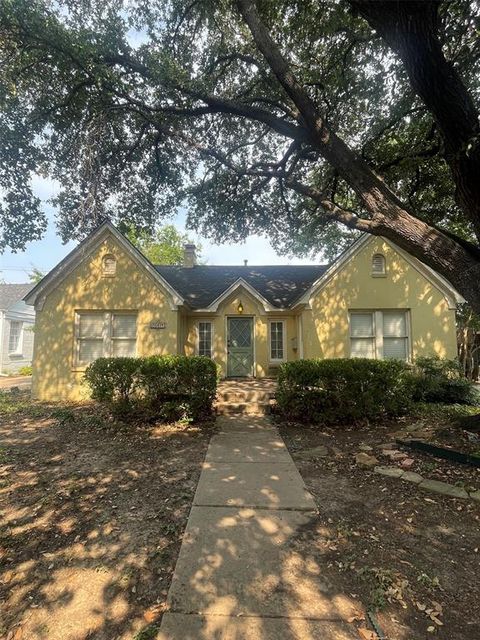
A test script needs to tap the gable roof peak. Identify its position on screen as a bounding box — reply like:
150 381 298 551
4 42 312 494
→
24 221 185 310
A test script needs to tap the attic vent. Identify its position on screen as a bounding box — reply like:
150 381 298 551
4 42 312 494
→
371 253 386 276
102 254 117 277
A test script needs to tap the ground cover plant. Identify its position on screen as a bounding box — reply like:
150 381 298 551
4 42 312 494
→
412 356 480 405
279 401 480 640
0 390 215 640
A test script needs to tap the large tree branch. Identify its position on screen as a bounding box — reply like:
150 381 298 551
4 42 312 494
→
350 0 480 240
235 0 416 219
377 143 441 173
234 0 480 306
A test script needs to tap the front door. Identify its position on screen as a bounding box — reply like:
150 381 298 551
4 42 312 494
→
227 317 254 377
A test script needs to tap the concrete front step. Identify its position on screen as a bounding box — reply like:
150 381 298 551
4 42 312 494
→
217 390 273 403
215 401 271 416
215 379 277 416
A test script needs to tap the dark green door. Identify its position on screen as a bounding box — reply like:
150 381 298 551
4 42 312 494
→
227 317 254 377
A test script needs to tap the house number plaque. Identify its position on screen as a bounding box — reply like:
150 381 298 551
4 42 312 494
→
150 321 167 330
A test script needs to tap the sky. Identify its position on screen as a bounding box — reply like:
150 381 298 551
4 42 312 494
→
1 176 323 284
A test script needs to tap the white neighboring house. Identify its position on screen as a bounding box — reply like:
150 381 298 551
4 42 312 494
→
0 284 35 375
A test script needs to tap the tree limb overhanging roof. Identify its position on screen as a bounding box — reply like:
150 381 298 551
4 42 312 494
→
23 222 462 312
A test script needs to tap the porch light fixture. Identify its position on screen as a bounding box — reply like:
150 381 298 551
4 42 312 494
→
237 301 244 314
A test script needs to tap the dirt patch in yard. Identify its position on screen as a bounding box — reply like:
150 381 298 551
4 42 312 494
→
0 391 215 640
278 409 480 640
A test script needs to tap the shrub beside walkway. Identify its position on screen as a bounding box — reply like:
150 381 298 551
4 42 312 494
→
159 416 359 640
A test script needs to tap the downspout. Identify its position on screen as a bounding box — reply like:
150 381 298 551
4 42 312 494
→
0 311 5 375
298 313 304 360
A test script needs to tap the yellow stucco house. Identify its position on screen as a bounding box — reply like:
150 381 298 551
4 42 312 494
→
25 222 461 401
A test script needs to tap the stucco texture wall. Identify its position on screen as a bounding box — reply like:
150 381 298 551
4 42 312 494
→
183 288 298 378
302 237 457 361
32 236 178 401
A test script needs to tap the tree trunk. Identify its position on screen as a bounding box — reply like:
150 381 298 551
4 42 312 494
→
350 1 480 240
366 208 480 314
237 0 480 312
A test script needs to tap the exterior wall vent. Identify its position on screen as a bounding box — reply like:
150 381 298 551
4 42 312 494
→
102 254 117 277
371 253 386 276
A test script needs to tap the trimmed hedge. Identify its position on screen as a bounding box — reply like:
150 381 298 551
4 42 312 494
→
84 355 218 422
276 358 414 424
412 356 479 405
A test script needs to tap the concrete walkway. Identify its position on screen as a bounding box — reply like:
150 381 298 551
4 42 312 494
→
159 416 358 640
0 375 31 391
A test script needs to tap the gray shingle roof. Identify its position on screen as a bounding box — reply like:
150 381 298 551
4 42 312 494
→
155 265 329 309
0 283 34 311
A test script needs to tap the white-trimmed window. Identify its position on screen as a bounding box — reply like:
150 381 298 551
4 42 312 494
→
270 320 285 361
198 321 213 358
350 313 376 358
371 253 386 276
382 311 408 360
350 310 409 361
75 312 137 366
111 314 137 357
8 321 23 354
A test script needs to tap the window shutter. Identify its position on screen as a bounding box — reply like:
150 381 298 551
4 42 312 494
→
350 313 374 337
372 254 386 275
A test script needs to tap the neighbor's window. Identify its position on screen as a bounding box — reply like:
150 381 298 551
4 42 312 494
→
270 320 285 361
350 310 409 361
75 312 137 365
8 321 23 354
102 254 117 277
198 321 212 357
371 253 386 276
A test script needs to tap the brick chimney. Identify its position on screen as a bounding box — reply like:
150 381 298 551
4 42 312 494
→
183 243 197 267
